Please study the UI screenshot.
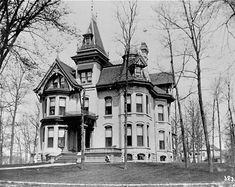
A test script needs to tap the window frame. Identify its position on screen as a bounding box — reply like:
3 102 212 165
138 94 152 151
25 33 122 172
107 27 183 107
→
105 96 112 115
105 126 112 147
158 104 164 121
159 130 165 150
137 124 144 147
127 124 132 146
47 127 54 148
49 97 56 116
79 70 92 84
59 97 66 115
136 94 143 113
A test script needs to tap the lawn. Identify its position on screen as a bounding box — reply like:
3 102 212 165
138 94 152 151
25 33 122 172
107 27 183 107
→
0 162 233 184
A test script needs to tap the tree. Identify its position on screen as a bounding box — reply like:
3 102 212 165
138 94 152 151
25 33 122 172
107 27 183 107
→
156 6 188 167
4 61 29 164
0 0 75 72
155 0 215 172
116 0 138 170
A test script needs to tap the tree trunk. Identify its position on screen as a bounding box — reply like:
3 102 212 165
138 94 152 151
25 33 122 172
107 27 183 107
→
196 56 213 172
0 106 3 165
167 29 188 168
9 101 18 164
212 97 215 161
216 98 222 163
192 119 196 163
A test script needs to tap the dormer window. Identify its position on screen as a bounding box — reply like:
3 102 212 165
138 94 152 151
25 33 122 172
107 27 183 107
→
80 70 92 84
135 66 142 77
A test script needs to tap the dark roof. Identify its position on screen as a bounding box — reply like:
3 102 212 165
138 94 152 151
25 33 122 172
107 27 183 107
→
153 86 167 94
149 72 173 86
97 65 123 86
34 58 81 94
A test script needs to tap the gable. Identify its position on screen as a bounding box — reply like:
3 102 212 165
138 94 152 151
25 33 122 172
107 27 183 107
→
34 59 82 95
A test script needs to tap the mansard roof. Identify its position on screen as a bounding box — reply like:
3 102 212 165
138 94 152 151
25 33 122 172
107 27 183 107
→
34 58 81 94
149 72 174 86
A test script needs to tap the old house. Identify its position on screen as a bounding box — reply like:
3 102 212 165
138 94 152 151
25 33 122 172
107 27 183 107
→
34 16 174 163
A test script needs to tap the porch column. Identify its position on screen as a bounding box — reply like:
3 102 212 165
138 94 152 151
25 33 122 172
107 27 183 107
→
64 128 68 152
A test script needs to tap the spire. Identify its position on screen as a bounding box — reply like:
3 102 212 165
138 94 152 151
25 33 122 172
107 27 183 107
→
78 2 107 56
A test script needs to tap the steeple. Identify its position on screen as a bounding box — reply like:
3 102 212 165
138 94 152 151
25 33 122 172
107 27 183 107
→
78 14 106 56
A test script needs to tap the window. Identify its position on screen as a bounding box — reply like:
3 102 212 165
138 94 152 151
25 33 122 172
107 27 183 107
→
158 105 164 121
135 67 142 77
160 155 166 161
137 153 145 160
147 125 149 147
48 127 54 148
136 94 143 113
127 94 131 112
49 97 55 115
137 124 144 146
127 124 132 146
146 95 149 114
45 74 68 90
105 97 112 115
159 131 165 150
127 154 133 160
59 97 66 115
44 99 47 116
105 126 112 147
58 127 65 148
84 97 89 112
80 71 92 84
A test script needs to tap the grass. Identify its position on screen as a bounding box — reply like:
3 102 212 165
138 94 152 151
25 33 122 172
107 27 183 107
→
0 162 233 184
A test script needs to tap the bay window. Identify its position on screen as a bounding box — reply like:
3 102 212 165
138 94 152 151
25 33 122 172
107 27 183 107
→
59 97 66 115
49 97 55 115
136 94 143 113
137 124 144 146
48 127 54 148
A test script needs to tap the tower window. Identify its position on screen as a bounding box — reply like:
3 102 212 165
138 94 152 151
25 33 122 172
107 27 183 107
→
105 97 112 115
80 70 92 84
158 105 164 121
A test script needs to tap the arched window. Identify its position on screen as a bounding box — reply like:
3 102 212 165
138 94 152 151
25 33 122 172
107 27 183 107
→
160 155 166 161
127 154 133 161
137 153 145 160
105 126 112 147
84 97 89 112
158 105 164 121
137 124 144 146
136 94 143 113
127 124 132 146
159 131 165 150
105 97 112 115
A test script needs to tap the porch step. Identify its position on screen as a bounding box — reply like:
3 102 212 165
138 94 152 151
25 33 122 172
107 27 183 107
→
54 152 78 163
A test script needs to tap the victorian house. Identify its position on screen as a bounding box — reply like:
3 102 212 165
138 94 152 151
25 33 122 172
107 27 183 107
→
34 16 174 163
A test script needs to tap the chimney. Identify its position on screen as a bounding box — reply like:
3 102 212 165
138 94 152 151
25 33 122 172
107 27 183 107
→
140 42 149 62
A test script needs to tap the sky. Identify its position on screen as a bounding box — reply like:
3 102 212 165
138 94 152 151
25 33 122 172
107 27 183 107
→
22 0 235 148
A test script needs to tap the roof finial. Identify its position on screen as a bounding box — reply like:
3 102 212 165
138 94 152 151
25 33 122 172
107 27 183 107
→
91 0 94 17
56 49 61 62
